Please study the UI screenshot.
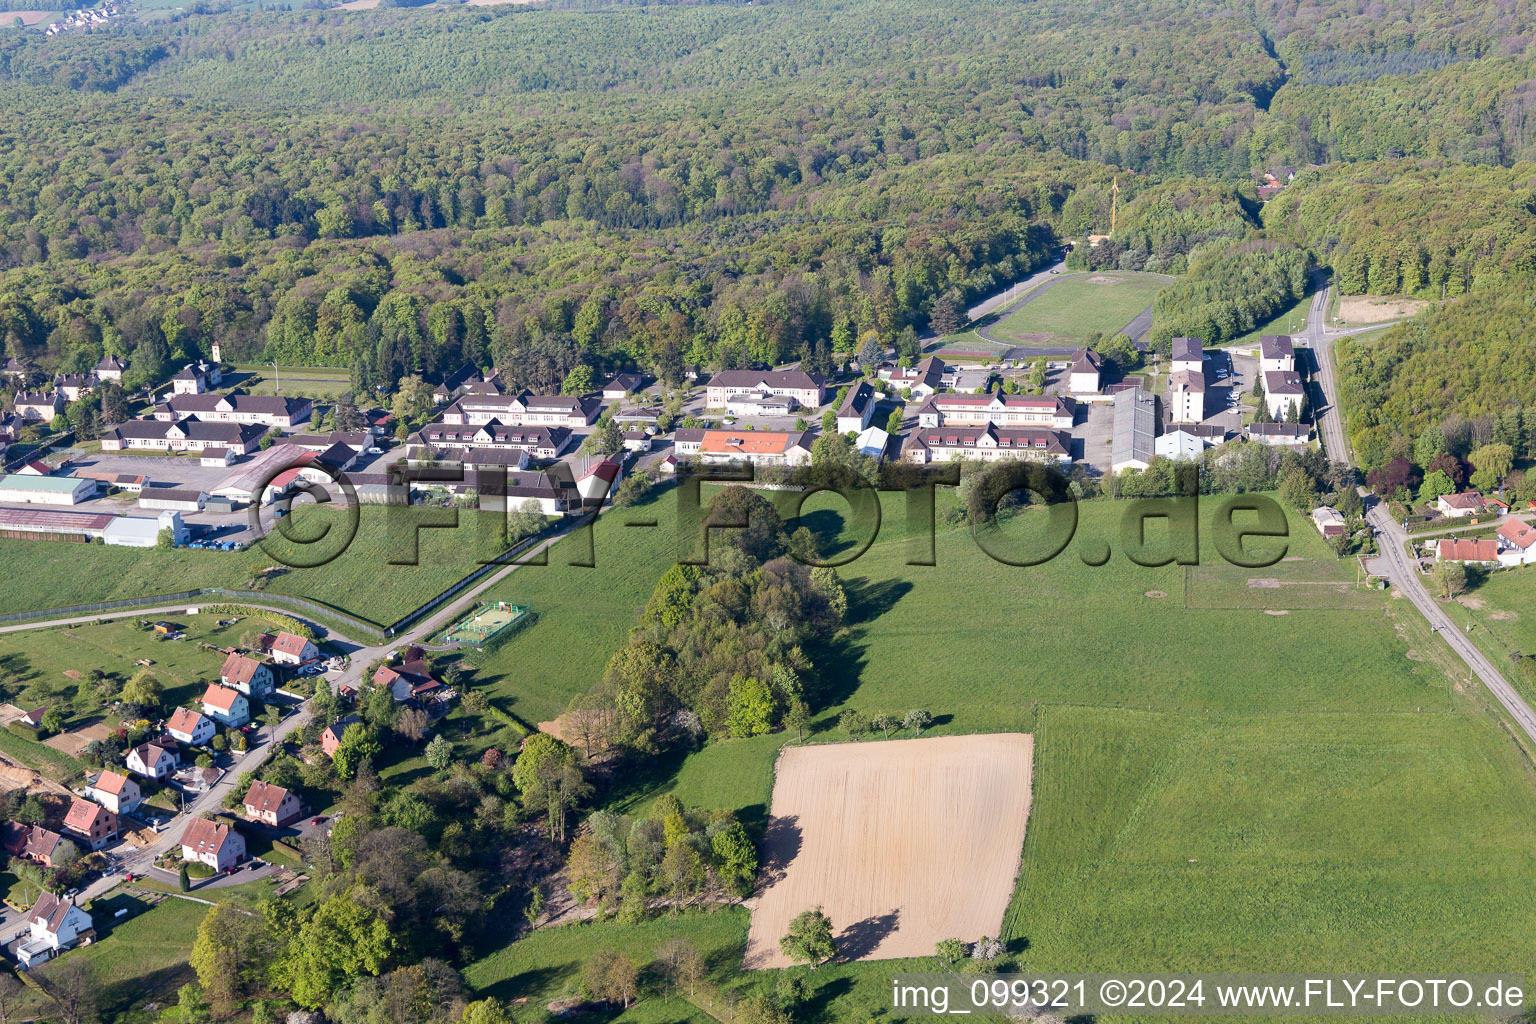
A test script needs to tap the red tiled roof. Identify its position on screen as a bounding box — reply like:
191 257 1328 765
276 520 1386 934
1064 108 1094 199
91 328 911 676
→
92 770 132 796
1498 518 1536 551
201 684 244 712
219 653 266 687
1437 538 1498 562
244 780 292 814
167 707 207 735
63 797 109 832
181 816 236 856
270 631 311 657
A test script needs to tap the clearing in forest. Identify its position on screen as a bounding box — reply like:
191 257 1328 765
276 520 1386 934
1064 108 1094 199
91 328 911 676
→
745 733 1033 968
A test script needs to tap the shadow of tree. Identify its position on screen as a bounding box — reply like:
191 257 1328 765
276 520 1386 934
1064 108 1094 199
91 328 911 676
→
836 909 900 961
754 814 802 888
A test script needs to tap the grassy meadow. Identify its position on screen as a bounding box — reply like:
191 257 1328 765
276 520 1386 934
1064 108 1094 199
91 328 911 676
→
0 505 508 629
458 486 1536 1020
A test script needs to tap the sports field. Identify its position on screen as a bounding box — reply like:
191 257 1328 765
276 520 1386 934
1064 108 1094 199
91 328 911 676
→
745 734 1033 968
990 272 1163 345
439 600 526 646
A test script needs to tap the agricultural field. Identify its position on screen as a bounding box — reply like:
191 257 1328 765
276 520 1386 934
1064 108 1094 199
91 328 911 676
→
0 505 505 630
460 487 1536 1019
1456 566 1536 698
745 733 1033 968
989 272 1164 346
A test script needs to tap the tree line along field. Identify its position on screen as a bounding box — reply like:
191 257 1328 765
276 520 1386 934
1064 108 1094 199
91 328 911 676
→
0 505 511 630
455 488 1536 1019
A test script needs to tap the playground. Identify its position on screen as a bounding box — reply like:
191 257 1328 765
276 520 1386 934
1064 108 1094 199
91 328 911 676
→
438 601 528 648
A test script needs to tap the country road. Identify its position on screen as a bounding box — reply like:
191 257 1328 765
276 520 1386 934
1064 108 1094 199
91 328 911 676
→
1302 282 1536 750
1365 504 1536 743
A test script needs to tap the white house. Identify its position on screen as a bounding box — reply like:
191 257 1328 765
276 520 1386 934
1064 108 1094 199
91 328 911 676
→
836 381 877 434
885 356 946 398
180 816 246 873
166 707 216 746
264 631 318 666
200 684 250 727
1436 491 1485 518
16 893 94 970
85 769 141 815
1068 349 1102 395
901 425 1071 465
125 742 177 781
1497 518 1536 566
219 653 276 697
915 393 1075 430
1170 337 1203 376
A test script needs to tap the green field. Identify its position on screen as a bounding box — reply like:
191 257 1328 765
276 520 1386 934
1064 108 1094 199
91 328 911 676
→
1227 292 1310 349
15 891 208 1020
459 488 1536 1019
0 505 510 631
990 272 1164 346
1456 565 1536 700
0 612 253 721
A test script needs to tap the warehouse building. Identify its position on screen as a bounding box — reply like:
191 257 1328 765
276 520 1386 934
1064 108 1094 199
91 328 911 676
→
0 474 96 506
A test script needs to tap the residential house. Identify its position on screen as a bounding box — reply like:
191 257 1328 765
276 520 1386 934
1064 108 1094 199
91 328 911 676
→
1168 370 1205 424
264 631 318 666
373 659 445 704
16 893 94 970
1497 518 1536 566
1437 491 1485 518
100 417 266 455
439 391 599 429
320 713 363 758
1170 337 1204 376
694 429 815 467
884 356 947 398
200 684 251 727
61 797 117 851
1436 537 1499 564
621 430 652 452
1068 349 1102 395
95 354 128 381
3 825 74 868
179 816 246 873
85 770 141 815
169 360 222 395
1259 334 1296 374
200 447 236 468
673 428 705 456
1245 422 1311 446
1 357 27 379
1311 506 1346 538
902 425 1071 465
19 707 47 729
242 780 303 827
125 742 177 781
704 370 827 410
836 381 878 434
153 393 311 429
166 707 216 746
13 391 62 422
220 653 275 697
915 393 1075 430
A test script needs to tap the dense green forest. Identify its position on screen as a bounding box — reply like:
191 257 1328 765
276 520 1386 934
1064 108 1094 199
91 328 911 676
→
3 0 1536 439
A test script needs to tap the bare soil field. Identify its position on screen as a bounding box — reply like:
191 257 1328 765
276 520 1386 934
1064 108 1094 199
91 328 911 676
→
1338 295 1428 323
44 720 110 757
745 733 1033 968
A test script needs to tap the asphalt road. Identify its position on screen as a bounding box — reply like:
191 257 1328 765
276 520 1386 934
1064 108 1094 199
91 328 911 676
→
1365 504 1536 742
1302 282 1536 748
